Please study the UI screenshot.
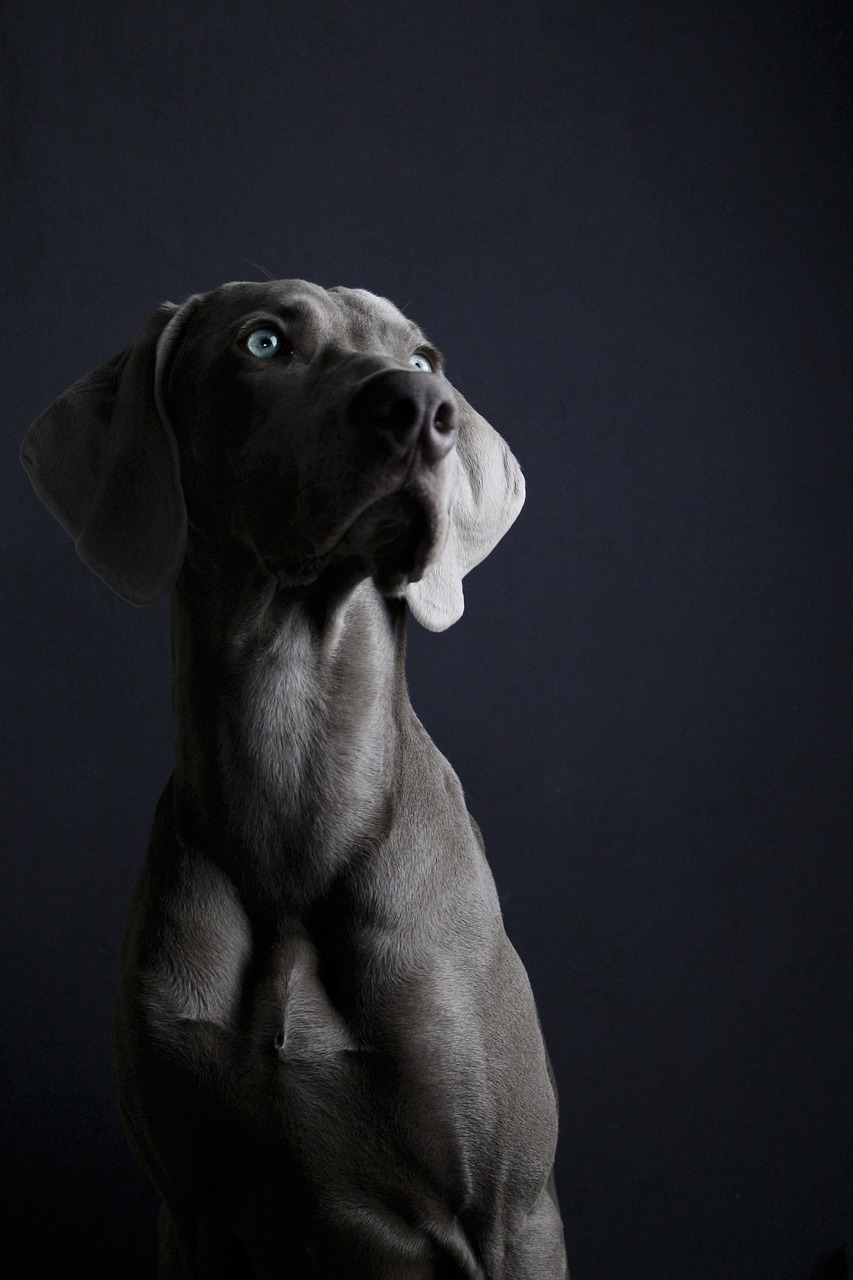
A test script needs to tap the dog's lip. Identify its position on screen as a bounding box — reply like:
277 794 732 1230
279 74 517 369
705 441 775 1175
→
268 476 446 590
350 490 437 593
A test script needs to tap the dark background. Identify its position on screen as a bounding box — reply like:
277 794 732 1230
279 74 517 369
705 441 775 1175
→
2 2 851 1276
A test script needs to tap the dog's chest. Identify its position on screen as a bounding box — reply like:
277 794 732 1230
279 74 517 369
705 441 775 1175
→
251 931 361 1061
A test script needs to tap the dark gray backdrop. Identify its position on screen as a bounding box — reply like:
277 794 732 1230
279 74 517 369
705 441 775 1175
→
2 2 851 1277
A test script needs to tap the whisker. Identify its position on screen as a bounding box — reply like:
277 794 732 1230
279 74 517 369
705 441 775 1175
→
240 256 277 282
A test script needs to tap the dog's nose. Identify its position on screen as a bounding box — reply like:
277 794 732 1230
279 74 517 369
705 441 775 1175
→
349 369 458 464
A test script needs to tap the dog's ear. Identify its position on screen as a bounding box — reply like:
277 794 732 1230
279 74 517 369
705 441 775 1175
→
20 303 190 606
404 390 525 631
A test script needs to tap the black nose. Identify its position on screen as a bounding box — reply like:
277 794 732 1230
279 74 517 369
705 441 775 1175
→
349 369 458 464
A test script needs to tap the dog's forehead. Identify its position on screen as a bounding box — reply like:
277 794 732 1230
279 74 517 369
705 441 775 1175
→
327 286 421 343
194 280 423 347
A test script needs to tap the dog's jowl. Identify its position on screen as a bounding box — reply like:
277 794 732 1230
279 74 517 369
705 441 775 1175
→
22 280 568 1279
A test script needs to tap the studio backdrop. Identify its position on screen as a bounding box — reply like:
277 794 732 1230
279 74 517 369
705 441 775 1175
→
2 2 851 1277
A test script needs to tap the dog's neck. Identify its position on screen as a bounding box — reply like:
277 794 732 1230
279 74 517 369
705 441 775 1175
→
169 532 407 913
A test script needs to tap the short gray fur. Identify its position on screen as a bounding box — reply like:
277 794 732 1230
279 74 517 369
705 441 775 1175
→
21 280 567 1279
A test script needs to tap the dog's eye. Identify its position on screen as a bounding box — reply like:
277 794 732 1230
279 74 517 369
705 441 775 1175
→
408 352 434 373
246 328 284 360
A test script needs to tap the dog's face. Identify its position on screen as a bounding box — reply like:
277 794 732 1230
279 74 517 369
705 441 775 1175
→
22 279 525 630
162 281 459 596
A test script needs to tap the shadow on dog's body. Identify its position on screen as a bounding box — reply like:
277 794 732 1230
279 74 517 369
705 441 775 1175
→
21 282 567 1278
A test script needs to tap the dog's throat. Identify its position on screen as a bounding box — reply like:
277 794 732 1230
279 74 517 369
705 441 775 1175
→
171 575 401 900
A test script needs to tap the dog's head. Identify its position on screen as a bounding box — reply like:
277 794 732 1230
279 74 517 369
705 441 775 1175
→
21 281 524 631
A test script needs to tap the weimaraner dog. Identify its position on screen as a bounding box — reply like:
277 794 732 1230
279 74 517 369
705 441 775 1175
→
21 280 567 1279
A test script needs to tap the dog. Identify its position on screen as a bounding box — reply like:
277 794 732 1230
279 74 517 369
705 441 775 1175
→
21 280 567 1278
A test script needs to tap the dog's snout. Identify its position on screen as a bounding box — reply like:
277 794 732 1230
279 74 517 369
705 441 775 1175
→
350 369 458 465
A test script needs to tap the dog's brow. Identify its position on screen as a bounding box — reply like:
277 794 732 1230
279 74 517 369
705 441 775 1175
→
267 298 320 324
365 314 425 349
401 320 424 343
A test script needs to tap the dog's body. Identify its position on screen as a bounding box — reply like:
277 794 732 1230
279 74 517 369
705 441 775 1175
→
22 281 567 1278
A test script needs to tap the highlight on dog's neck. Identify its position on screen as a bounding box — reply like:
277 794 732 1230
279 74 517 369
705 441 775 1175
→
168 529 406 911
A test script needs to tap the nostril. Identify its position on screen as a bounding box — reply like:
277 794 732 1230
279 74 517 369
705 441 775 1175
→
423 398 458 463
349 369 457 463
382 396 420 438
432 401 457 437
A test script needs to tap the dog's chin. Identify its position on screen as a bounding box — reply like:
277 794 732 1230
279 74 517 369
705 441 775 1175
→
339 491 443 595
267 490 447 594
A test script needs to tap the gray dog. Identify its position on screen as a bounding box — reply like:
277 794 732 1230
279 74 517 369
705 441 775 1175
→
21 280 567 1279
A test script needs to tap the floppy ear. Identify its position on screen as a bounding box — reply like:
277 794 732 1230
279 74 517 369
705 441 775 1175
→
20 304 189 606
404 390 525 632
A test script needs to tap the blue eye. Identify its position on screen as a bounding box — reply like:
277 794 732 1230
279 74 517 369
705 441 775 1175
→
246 328 282 359
408 352 434 372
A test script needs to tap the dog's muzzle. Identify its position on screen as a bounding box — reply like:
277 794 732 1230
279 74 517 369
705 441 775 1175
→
348 368 458 467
